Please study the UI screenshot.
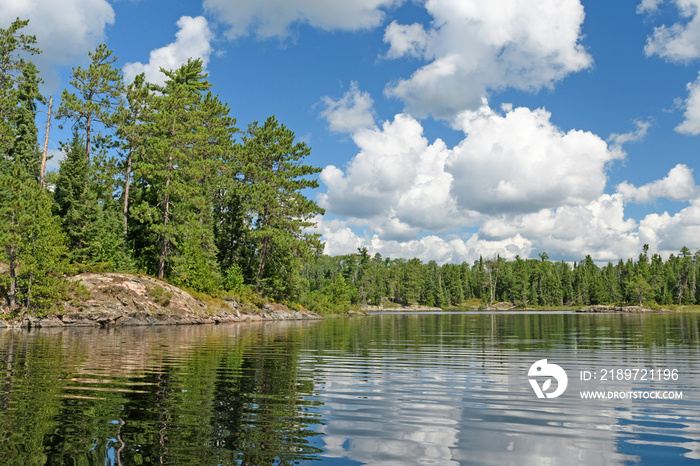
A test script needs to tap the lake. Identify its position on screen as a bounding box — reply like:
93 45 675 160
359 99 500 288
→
0 311 699 465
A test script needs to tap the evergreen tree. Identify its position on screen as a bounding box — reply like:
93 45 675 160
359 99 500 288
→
53 134 130 270
7 61 43 177
130 59 233 293
56 44 123 163
329 275 351 306
627 274 654 306
114 73 151 236
0 163 66 311
0 18 41 161
237 115 324 296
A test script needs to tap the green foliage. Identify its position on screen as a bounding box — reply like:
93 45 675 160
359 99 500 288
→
53 134 131 271
0 18 42 162
301 244 700 311
223 263 245 293
147 285 172 307
0 166 68 311
56 43 123 162
329 275 350 305
236 116 325 292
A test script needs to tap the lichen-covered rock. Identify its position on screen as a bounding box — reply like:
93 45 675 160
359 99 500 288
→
5 272 322 328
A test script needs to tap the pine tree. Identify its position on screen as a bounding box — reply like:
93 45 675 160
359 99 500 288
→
53 134 130 270
131 59 232 292
56 44 124 163
237 115 324 296
114 73 151 236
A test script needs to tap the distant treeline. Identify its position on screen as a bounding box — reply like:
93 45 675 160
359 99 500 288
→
300 246 699 310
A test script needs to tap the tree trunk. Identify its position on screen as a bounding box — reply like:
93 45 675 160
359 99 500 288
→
257 235 270 287
256 204 271 287
122 146 133 236
40 95 52 188
7 211 16 311
158 154 172 281
85 114 91 163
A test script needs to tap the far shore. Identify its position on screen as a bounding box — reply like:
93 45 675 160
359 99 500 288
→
360 302 674 313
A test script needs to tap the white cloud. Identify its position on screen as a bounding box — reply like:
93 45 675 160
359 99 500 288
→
607 119 652 148
365 233 533 264
479 194 640 262
122 16 213 86
447 101 623 214
315 216 533 263
317 98 642 261
637 0 665 12
384 0 592 119
317 195 641 263
318 113 472 236
319 82 376 133
382 21 429 59
0 0 115 87
639 202 700 254
44 149 66 173
676 72 700 134
641 0 700 62
203 0 401 39
617 164 697 202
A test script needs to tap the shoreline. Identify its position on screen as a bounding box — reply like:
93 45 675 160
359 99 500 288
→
361 303 673 313
0 272 322 329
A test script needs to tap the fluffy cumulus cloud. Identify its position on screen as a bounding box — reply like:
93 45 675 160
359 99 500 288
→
316 95 644 262
447 101 622 214
676 72 700 134
639 202 700 255
640 0 700 62
318 112 471 239
617 164 698 202
314 216 533 263
0 0 115 86
203 0 401 39
319 82 376 133
382 21 429 59
480 194 640 262
123 16 213 86
383 0 592 118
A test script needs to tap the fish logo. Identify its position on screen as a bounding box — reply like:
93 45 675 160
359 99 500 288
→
528 359 568 399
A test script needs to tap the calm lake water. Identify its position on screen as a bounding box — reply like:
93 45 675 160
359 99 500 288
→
1 312 699 465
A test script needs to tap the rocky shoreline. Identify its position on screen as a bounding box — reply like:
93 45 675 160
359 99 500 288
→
361 305 442 312
0 273 322 329
576 305 670 313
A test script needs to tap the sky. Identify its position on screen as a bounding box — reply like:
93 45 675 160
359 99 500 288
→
3 0 700 264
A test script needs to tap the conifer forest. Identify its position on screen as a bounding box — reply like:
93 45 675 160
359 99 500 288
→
1 19 699 314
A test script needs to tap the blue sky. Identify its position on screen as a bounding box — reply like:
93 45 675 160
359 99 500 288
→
5 0 700 264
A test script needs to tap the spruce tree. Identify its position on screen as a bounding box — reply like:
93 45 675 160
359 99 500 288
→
0 163 67 311
0 18 41 160
53 134 129 270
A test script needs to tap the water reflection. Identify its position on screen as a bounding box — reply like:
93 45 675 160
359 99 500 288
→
0 323 324 465
0 313 698 464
